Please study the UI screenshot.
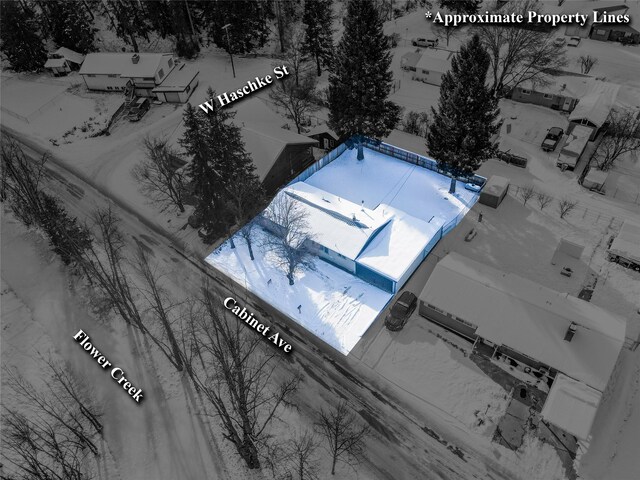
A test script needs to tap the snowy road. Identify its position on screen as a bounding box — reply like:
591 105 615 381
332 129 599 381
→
3 130 539 480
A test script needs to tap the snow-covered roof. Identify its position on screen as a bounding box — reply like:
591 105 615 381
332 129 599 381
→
152 64 198 92
356 205 443 282
401 51 422 69
282 182 391 260
79 53 171 77
383 129 427 156
583 169 608 185
518 75 594 99
420 253 626 391
44 58 67 68
241 122 317 181
306 124 338 140
51 47 85 65
609 220 640 264
541 373 602 440
569 81 620 127
561 125 592 156
415 49 453 73
482 175 509 197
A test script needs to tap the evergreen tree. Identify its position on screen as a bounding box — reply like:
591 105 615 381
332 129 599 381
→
180 88 257 242
39 193 93 266
0 1 47 72
146 1 199 58
46 1 96 54
327 0 401 159
427 34 499 191
301 0 334 76
438 0 481 15
102 0 152 52
197 1 271 54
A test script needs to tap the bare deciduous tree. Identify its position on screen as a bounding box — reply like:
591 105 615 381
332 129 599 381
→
287 429 321 480
282 23 309 86
78 206 144 330
190 288 299 469
475 0 567 97
578 54 598 74
263 193 315 285
0 136 48 225
133 245 185 372
594 109 640 171
132 136 187 213
269 73 320 134
520 185 536 205
536 192 552 210
239 218 259 261
317 400 370 475
1 407 92 480
557 197 578 219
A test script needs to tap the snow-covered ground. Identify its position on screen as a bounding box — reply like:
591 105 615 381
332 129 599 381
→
206 227 392 355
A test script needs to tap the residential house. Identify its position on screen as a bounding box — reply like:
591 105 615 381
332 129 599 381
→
511 75 594 112
568 81 620 140
79 52 175 96
590 5 640 44
44 47 85 76
402 49 453 87
306 125 339 151
152 63 199 103
418 253 627 440
240 122 318 194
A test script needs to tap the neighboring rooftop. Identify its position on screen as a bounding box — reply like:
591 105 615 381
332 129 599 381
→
609 220 640 264
569 81 621 127
79 52 171 77
518 74 594 98
153 64 199 92
240 122 318 181
415 49 453 73
50 47 85 65
420 253 626 392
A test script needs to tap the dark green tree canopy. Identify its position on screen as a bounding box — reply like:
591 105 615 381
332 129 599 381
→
0 1 47 72
301 0 334 76
327 0 401 141
427 34 499 177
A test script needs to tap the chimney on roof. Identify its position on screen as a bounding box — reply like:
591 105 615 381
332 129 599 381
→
564 322 577 342
131 53 140 64
561 83 566 91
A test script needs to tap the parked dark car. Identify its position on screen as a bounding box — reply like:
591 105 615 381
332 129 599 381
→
385 291 417 331
541 127 564 152
128 97 150 122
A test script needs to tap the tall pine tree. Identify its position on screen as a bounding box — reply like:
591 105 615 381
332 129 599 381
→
327 0 400 159
427 34 499 192
301 0 334 77
180 88 258 242
0 1 47 72
45 1 96 54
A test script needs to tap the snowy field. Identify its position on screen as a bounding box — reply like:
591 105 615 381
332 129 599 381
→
206 228 392 355
306 146 477 224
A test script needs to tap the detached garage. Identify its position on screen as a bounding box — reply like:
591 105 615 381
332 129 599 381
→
153 64 199 103
479 175 509 208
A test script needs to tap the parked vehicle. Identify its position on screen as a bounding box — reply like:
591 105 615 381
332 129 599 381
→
567 36 581 47
412 37 438 48
541 127 564 152
557 125 591 170
385 291 417 331
554 37 566 47
127 98 151 122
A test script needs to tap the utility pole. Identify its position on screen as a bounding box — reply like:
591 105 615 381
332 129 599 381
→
184 0 198 45
222 23 236 78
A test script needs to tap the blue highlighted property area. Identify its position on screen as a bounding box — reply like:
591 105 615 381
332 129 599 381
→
206 141 483 355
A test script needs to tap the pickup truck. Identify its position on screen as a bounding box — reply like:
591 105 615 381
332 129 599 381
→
541 127 564 152
411 37 438 48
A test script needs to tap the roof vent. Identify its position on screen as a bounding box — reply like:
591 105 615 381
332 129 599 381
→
564 322 577 342
131 53 140 64
561 83 566 91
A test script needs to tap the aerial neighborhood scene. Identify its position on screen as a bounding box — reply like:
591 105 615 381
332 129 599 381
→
2 1 640 479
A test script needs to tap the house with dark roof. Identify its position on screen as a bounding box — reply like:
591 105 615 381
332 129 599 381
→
240 122 318 193
590 5 640 44
510 74 594 112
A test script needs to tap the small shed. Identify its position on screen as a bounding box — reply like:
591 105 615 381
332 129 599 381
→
152 64 199 103
581 169 608 191
479 175 509 208
306 125 339 150
44 47 85 76
413 49 453 86
608 220 640 270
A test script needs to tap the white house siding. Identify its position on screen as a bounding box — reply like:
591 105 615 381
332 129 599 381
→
414 69 444 86
316 245 356 274
81 74 129 92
